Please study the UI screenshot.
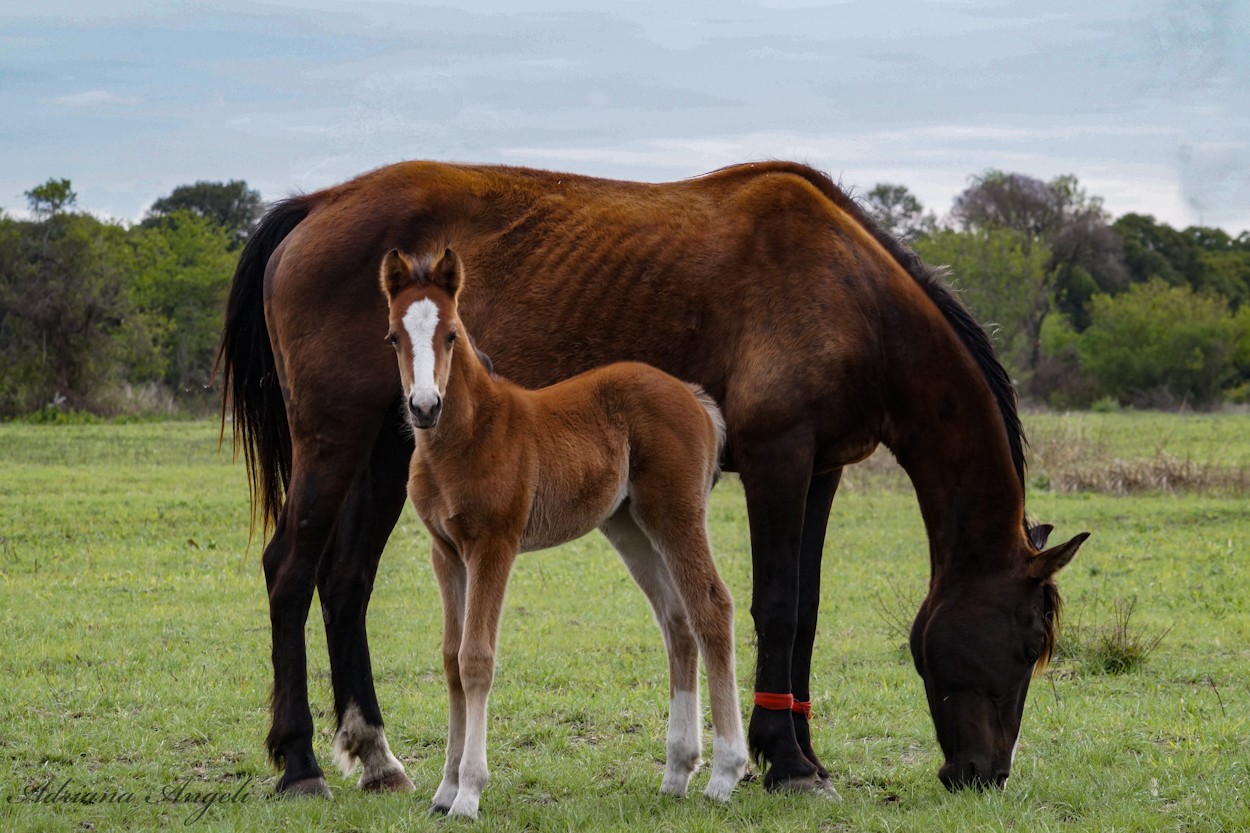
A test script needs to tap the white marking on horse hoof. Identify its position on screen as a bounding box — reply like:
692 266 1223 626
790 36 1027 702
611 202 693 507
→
448 795 480 818
704 733 748 801
431 779 459 810
332 702 409 790
814 778 843 801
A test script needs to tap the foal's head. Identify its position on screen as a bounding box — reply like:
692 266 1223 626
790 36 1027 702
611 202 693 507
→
909 524 1088 791
379 248 464 430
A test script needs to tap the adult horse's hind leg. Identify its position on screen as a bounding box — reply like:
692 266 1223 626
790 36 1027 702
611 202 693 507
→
599 508 703 798
323 406 416 792
791 468 842 793
264 435 375 797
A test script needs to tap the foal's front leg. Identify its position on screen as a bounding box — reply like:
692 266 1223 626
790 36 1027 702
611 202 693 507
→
447 541 517 819
430 541 469 814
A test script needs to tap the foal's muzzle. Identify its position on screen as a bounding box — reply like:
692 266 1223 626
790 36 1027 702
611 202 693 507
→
408 394 442 429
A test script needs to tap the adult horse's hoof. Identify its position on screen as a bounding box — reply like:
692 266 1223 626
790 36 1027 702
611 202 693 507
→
814 776 843 800
764 770 828 794
361 771 415 793
278 776 333 799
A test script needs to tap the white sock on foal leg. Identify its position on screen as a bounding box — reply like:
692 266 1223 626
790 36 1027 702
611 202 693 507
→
661 689 702 796
704 731 749 801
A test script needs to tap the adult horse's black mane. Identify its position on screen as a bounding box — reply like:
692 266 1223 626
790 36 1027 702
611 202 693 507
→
820 173 1029 495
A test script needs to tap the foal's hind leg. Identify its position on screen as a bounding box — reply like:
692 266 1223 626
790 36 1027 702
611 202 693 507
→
323 408 416 793
600 509 703 798
622 497 749 801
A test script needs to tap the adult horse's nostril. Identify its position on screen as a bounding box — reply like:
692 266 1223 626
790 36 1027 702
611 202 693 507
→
994 771 1009 790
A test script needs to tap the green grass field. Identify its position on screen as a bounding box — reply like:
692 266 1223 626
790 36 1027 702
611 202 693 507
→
1 414 1248 831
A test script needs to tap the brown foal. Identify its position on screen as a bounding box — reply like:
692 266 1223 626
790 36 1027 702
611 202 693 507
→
379 248 748 818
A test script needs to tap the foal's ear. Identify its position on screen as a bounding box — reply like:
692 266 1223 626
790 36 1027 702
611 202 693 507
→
1027 531 1089 580
431 247 462 298
379 249 413 300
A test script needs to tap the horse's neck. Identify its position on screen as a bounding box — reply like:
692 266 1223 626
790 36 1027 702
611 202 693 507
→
422 344 505 454
882 309 1026 579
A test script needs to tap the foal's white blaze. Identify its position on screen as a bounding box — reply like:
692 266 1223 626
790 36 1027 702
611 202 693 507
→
402 298 442 411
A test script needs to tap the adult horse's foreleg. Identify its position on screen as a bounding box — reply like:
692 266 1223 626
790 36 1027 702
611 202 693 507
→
322 408 415 792
737 429 824 792
791 467 842 792
264 440 370 797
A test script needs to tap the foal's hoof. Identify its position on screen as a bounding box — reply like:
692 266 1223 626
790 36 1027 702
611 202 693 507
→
361 771 416 793
278 776 333 799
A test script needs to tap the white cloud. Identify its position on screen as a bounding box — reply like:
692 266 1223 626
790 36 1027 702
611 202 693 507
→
52 90 142 107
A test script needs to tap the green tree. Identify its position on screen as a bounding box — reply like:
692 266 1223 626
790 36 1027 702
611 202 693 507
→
127 211 236 392
0 204 137 414
143 180 263 246
914 227 1051 380
24 178 77 219
1113 214 1250 309
864 183 936 242
1077 280 1249 408
952 171 1126 345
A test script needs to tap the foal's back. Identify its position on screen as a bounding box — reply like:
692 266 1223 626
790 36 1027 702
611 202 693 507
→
504 362 722 553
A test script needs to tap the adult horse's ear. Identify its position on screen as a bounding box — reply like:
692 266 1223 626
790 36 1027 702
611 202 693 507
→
1027 532 1089 580
432 248 462 297
380 249 412 300
1028 523 1054 550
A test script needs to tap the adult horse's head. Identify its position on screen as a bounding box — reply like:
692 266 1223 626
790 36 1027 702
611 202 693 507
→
909 524 1087 790
379 247 463 430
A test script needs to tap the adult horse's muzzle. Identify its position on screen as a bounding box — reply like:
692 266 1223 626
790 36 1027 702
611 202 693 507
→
925 685 1023 792
938 756 1010 792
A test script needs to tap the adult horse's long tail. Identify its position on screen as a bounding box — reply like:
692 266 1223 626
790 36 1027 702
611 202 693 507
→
216 196 313 535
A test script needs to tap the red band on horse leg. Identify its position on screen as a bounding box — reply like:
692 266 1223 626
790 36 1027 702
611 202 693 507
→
791 700 812 719
753 692 795 711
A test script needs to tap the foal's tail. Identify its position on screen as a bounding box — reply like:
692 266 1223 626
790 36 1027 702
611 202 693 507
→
687 384 727 479
214 196 313 536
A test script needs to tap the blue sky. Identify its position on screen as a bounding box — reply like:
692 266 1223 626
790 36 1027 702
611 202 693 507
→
2 0 1247 231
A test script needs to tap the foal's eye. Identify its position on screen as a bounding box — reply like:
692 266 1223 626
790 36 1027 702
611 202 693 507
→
447 331 458 346
385 333 398 347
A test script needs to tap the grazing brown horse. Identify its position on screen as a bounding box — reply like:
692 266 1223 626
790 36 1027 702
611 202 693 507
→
378 247 747 817
218 160 1087 798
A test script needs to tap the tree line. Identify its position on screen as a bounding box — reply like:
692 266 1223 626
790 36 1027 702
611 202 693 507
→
2 172 1248 420
0 179 260 418
867 173 1250 409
